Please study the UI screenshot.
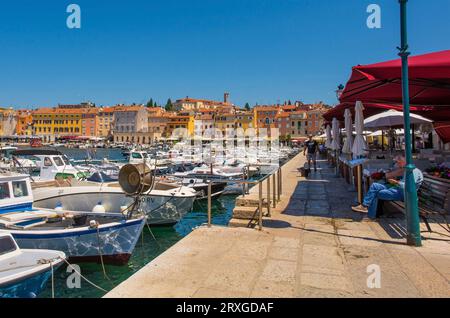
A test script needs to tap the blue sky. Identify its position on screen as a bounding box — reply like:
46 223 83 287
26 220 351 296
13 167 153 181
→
1 0 449 109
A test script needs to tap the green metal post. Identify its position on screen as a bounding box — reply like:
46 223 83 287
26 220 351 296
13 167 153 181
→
399 0 422 246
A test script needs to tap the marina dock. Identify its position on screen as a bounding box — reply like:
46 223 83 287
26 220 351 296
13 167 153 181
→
105 154 450 298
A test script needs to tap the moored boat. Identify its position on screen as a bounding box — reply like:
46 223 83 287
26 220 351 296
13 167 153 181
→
0 232 66 298
0 173 146 265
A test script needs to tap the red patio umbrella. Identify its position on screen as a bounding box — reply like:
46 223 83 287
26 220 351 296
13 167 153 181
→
339 50 450 105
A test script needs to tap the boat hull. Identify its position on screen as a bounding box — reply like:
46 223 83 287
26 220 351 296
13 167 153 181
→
0 266 57 298
10 218 145 265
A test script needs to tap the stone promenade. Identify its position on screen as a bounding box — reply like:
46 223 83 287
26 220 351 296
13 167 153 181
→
105 153 449 298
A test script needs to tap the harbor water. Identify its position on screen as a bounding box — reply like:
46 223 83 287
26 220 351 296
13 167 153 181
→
35 147 239 298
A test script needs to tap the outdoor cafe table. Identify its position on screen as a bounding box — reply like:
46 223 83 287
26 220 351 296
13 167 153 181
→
341 158 369 204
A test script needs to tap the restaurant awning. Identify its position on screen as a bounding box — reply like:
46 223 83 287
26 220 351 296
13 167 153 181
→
323 102 450 123
339 50 450 105
433 122 450 144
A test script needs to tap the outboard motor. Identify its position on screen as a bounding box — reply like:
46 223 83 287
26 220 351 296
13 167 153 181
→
119 163 154 195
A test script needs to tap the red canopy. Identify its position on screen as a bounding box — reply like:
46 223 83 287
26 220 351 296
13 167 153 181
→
434 122 450 143
323 102 450 123
339 50 450 105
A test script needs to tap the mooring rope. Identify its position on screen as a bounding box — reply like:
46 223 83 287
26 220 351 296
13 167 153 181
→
94 224 114 285
62 258 109 293
50 261 55 299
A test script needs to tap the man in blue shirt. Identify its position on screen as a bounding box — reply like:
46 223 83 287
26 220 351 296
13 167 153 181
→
352 156 423 219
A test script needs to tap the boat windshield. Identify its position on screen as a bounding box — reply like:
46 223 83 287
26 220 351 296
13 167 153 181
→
12 181 29 198
131 153 143 159
0 236 17 256
53 156 65 166
0 182 10 200
62 155 71 165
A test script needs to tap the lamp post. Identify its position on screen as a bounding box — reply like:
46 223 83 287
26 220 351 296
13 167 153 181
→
335 84 345 101
398 0 422 247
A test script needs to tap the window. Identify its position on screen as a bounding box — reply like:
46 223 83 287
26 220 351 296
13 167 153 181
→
0 183 10 200
132 153 143 159
12 181 28 198
53 157 64 166
0 236 17 256
44 157 52 166
62 156 71 165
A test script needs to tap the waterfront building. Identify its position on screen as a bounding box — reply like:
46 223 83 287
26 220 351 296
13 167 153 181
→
253 106 282 136
113 105 149 134
164 113 195 138
32 108 83 142
274 112 290 138
147 107 168 142
112 105 151 144
234 111 254 131
306 108 326 136
194 114 214 137
15 110 33 136
0 108 17 136
173 93 233 112
81 108 98 137
288 110 309 142
97 106 115 139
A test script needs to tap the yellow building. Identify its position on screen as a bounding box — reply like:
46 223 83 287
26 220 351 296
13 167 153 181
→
97 107 115 138
32 108 82 142
214 112 237 133
235 111 254 131
164 114 195 138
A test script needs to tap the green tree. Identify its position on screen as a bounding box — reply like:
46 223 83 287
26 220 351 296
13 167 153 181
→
165 98 174 111
244 103 251 111
146 98 154 107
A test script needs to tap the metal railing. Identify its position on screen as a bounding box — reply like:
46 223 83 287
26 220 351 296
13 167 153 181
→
205 167 283 231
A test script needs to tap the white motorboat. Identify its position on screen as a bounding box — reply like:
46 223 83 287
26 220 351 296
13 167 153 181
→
0 173 146 265
0 147 36 170
11 149 90 181
0 232 65 298
31 178 197 226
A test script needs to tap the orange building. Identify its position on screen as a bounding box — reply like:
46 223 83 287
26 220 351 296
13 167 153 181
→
81 108 99 137
16 110 33 136
253 106 282 136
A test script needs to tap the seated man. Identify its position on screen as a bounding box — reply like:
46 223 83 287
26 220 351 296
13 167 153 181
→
351 156 423 219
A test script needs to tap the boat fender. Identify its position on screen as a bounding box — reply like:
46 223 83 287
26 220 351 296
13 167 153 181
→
89 220 99 229
92 202 106 213
120 205 129 215
55 202 64 212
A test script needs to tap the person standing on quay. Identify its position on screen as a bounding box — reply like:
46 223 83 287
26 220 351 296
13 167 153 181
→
303 134 319 172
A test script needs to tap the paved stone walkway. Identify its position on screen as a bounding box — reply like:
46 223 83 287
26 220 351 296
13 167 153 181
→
105 154 450 298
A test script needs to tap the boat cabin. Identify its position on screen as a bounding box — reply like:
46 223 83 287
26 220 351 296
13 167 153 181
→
0 173 34 214
12 150 88 181
0 232 19 257
129 150 150 165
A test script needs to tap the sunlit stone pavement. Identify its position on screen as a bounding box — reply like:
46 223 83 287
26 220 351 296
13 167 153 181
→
105 153 450 298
